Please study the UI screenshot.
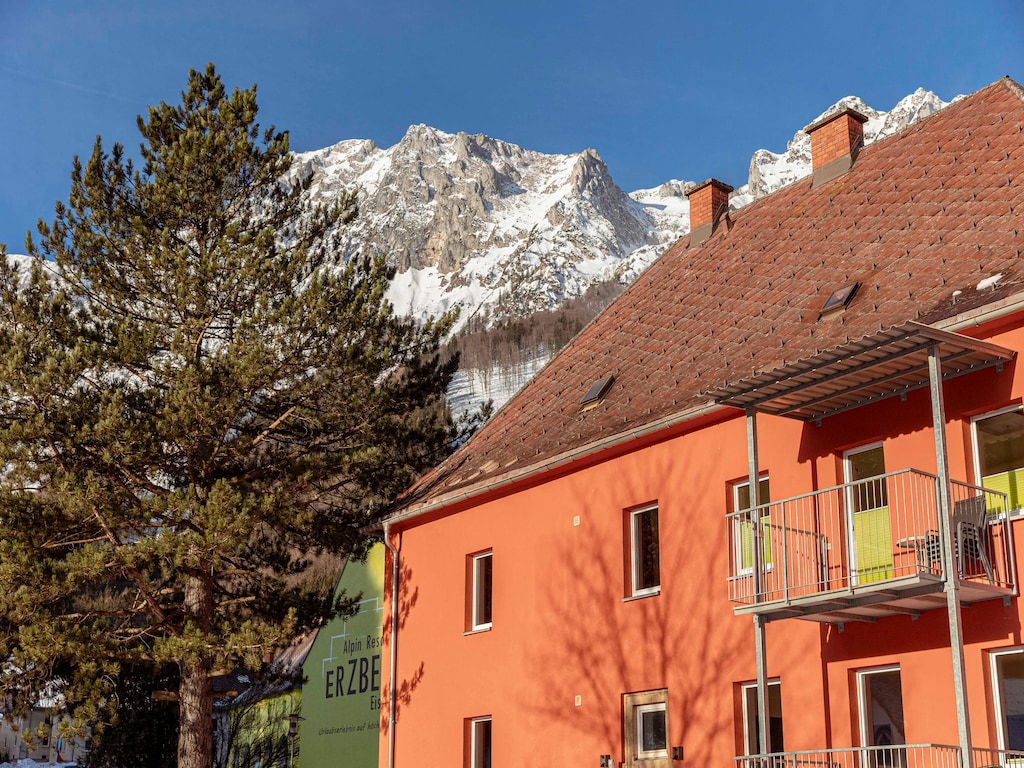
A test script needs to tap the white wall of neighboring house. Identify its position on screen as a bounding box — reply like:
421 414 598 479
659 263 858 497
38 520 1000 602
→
0 710 87 764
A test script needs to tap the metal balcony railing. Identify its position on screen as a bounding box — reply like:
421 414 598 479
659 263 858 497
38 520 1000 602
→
971 746 1024 767
726 469 1015 610
735 744 962 768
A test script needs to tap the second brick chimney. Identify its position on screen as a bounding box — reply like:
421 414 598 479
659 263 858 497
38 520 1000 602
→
686 178 733 246
805 107 869 187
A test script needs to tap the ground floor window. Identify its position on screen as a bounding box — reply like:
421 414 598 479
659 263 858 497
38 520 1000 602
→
741 679 784 755
857 665 905 766
624 689 670 767
992 648 1024 751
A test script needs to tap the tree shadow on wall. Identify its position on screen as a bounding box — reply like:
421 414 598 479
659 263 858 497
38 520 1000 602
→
380 555 423 738
516 441 785 765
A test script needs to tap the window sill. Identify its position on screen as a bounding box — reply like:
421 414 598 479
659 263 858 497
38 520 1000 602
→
463 626 492 636
622 588 660 603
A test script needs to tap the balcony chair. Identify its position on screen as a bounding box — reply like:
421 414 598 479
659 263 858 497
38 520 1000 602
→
952 497 996 583
921 498 996 584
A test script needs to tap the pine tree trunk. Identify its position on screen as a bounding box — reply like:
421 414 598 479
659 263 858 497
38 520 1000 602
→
178 575 215 768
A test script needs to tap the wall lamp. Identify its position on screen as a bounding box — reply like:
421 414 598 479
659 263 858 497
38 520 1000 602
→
599 756 613 767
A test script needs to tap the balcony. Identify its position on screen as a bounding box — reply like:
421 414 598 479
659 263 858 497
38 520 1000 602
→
726 469 1017 623
736 744 1024 768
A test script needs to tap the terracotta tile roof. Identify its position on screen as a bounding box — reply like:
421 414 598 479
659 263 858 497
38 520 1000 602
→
398 77 1024 516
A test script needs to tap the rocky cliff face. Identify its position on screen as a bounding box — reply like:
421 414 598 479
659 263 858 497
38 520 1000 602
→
293 126 691 330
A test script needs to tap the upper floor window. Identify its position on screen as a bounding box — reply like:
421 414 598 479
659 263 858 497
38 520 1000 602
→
845 443 894 584
733 477 771 573
629 504 660 597
470 551 493 631
973 406 1024 513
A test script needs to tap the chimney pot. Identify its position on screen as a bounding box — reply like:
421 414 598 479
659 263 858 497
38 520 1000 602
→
805 107 869 187
686 178 733 246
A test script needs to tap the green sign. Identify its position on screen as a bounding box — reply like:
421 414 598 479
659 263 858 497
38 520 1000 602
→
300 543 385 768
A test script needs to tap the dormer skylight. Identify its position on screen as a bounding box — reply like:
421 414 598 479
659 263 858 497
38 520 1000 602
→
820 282 860 316
580 375 615 412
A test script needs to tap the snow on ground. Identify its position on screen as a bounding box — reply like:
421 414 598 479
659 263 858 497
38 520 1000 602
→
447 353 555 421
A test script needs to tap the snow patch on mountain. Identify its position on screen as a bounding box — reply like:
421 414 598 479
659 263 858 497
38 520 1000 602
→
734 88 950 204
294 127 692 333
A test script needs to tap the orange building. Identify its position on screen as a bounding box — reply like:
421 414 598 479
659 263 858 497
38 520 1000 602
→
380 77 1024 768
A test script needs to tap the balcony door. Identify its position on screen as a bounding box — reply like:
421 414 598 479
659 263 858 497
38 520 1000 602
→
741 680 784 756
992 648 1024 751
857 666 906 767
846 444 894 584
973 407 1024 513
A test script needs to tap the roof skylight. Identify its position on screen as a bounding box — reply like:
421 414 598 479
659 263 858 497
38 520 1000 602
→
820 282 860 315
580 375 615 411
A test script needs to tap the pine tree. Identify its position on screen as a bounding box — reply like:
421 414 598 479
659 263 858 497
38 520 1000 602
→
0 64 463 768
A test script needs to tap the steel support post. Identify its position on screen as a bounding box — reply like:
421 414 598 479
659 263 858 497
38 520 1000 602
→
928 346 972 762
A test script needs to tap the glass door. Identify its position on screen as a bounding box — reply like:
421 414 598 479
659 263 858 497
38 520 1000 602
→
742 680 784 756
846 444 894 584
993 649 1024 752
857 667 906 768
973 407 1024 513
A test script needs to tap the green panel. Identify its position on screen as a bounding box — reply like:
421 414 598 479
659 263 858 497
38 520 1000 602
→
983 469 1024 512
738 514 772 571
299 543 386 768
854 506 893 583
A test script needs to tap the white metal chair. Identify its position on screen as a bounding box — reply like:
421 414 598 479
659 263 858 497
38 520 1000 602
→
952 496 995 583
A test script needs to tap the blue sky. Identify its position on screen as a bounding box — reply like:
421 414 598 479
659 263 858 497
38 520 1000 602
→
1 0 1022 253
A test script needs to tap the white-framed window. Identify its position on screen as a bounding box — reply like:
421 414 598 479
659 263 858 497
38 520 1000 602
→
740 679 784 755
624 689 670 767
991 647 1024 751
636 703 668 759
733 477 771 573
972 406 1024 515
470 551 493 631
469 716 492 768
856 665 905 754
630 504 660 597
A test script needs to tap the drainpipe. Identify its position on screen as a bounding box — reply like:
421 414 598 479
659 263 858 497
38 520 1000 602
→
747 408 770 757
383 520 400 768
928 346 973 761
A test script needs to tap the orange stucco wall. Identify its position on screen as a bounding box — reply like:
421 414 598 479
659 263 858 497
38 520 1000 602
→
380 316 1024 767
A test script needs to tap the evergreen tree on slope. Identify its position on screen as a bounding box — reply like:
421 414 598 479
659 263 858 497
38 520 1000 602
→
0 64 461 768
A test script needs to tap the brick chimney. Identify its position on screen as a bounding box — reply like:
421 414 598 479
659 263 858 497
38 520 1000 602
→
686 178 733 246
805 107 869 187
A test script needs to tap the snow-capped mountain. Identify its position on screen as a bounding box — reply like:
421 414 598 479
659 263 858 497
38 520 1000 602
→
295 88 950 342
293 128 691 331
